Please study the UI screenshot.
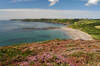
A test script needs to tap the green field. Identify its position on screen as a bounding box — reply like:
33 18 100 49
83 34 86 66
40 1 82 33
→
69 19 100 39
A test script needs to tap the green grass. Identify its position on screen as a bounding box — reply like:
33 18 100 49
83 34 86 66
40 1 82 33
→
69 20 100 39
0 39 100 66
0 47 38 65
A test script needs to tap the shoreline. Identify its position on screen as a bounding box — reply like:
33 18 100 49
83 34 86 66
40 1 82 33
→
61 27 93 40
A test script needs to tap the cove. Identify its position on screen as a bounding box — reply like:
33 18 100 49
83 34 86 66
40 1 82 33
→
0 20 71 46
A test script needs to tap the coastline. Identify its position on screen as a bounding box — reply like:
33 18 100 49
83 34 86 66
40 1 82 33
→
61 27 93 40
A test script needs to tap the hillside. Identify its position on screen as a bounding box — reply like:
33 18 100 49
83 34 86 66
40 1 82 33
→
68 19 100 40
0 40 100 66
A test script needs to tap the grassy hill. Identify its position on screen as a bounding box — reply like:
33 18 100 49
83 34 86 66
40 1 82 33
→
69 19 100 39
0 39 100 66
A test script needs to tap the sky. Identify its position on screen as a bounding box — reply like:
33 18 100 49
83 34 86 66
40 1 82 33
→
0 0 100 19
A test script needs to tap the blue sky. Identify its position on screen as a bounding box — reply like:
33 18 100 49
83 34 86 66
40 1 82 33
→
0 0 100 19
0 0 100 10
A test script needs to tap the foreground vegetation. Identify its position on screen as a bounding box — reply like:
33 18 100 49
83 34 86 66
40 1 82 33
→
0 39 100 66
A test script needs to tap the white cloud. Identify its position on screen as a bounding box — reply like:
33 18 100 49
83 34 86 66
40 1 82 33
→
11 0 99 6
85 0 99 6
0 9 100 20
11 0 58 6
48 0 59 6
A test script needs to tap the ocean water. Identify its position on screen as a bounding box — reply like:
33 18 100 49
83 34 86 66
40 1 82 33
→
0 20 70 46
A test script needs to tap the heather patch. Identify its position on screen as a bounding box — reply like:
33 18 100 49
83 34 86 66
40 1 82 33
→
0 40 100 66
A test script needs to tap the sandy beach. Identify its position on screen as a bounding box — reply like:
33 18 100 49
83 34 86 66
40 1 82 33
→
61 27 93 40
